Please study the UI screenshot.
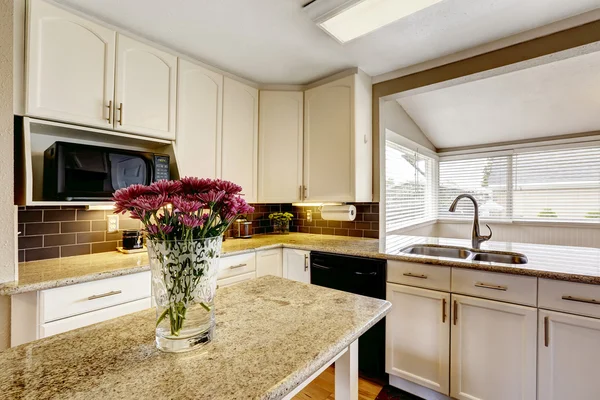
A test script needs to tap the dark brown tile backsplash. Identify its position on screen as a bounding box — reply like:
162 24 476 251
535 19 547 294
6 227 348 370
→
18 205 142 262
18 202 379 262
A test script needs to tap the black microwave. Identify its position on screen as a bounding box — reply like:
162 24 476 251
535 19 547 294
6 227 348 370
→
43 142 170 201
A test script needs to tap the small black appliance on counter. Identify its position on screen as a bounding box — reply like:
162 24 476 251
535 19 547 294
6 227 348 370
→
43 141 169 201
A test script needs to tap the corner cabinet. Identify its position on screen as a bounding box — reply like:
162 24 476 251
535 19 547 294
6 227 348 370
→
256 249 283 278
26 0 116 129
258 91 304 203
282 249 310 283
304 73 372 202
221 77 259 203
450 294 537 400
176 59 223 178
115 35 177 139
386 283 450 395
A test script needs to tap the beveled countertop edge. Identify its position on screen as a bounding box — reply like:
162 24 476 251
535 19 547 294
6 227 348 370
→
261 296 392 400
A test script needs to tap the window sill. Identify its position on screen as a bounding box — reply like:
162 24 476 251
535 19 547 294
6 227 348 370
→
437 219 600 229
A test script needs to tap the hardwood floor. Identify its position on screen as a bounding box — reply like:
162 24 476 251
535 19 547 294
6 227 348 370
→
293 366 383 400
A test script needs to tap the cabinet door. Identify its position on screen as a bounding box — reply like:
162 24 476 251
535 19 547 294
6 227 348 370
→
450 294 536 400
282 249 310 283
176 59 223 178
304 75 354 202
258 91 303 203
222 77 259 202
27 0 115 128
115 34 177 139
386 283 450 395
539 310 600 400
256 249 283 278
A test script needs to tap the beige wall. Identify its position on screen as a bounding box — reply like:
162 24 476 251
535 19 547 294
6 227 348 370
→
384 100 436 152
0 0 15 350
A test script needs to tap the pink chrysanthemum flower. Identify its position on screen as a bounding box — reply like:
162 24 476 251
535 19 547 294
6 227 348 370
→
149 180 182 197
198 190 226 205
112 184 151 214
146 223 174 236
180 177 215 195
214 179 243 195
178 214 205 229
131 194 168 212
171 196 203 213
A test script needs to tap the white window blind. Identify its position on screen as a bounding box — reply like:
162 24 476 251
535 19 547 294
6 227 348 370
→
386 140 437 232
513 146 600 222
439 155 511 220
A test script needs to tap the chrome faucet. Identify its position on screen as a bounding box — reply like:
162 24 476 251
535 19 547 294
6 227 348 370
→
448 194 493 249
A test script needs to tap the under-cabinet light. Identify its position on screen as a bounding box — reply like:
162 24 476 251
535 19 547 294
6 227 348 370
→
314 0 443 43
86 204 115 211
291 202 344 207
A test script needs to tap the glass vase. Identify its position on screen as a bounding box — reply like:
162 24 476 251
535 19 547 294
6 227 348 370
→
147 236 222 353
274 220 290 234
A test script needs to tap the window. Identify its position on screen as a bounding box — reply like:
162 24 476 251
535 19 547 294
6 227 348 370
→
513 146 600 222
439 154 511 220
386 139 437 232
439 144 600 224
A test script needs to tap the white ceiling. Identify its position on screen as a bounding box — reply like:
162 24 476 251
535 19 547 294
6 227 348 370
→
54 0 600 84
397 50 600 149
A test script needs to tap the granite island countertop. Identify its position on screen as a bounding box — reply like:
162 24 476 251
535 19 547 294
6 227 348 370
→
0 276 391 400
2 232 600 295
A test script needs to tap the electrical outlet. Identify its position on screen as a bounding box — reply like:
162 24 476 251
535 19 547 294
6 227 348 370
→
306 210 312 222
107 215 119 233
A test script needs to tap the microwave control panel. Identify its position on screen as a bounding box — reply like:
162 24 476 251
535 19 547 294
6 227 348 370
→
154 155 170 181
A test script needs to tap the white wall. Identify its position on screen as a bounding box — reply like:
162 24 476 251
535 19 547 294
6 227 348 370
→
0 0 16 350
384 100 436 152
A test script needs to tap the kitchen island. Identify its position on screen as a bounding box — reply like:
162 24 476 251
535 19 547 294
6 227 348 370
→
0 276 390 400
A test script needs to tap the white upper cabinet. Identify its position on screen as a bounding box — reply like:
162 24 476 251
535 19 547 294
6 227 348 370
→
450 294 537 400
386 283 450 395
538 310 600 400
176 59 223 179
26 0 115 129
304 73 372 202
115 34 177 139
258 91 303 203
221 77 258 203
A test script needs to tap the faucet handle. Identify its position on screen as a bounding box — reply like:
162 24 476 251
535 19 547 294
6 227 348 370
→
483 224 493 241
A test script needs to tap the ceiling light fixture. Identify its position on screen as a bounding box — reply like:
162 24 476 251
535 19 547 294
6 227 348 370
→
305 0 443 43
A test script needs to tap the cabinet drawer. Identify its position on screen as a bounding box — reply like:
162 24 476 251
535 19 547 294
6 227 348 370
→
218 252 256 279
539 279 600 319
40 298 151 339
388 260 451 292
451 268 537 306
217 272 255 288
40 271 151 323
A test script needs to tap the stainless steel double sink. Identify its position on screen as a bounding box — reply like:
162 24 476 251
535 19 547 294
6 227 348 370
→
400 244 528 265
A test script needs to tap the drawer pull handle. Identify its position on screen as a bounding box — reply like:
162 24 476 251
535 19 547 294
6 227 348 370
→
561 295 600 305
87 290 122 301
474 282 507 291
453 300 458 325
304 254 309 271
403 272 428 279
230 263 247 269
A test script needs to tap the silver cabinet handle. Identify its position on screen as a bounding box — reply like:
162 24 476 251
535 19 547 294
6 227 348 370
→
230 263 247 269
544 316 550 347
304 254 309 271
403 272 427 279
562 295 600 305
474 282 507 291
88 290 122 301
442 298 447 323
303 185 308 200
106 100 112 124
117 102 123 125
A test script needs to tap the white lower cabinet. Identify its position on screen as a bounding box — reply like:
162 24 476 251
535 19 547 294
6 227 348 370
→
538 310 600 400
385 283 450 395
256 249 283 278
450 294 537 400
282 249 310 283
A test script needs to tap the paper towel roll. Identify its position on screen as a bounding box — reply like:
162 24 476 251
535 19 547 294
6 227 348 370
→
320 205 357 222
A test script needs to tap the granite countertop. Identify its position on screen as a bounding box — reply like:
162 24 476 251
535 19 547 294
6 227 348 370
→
0 276 391 400
2 232 600 295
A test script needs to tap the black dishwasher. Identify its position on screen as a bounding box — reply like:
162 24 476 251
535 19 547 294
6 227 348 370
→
310 251 387 381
